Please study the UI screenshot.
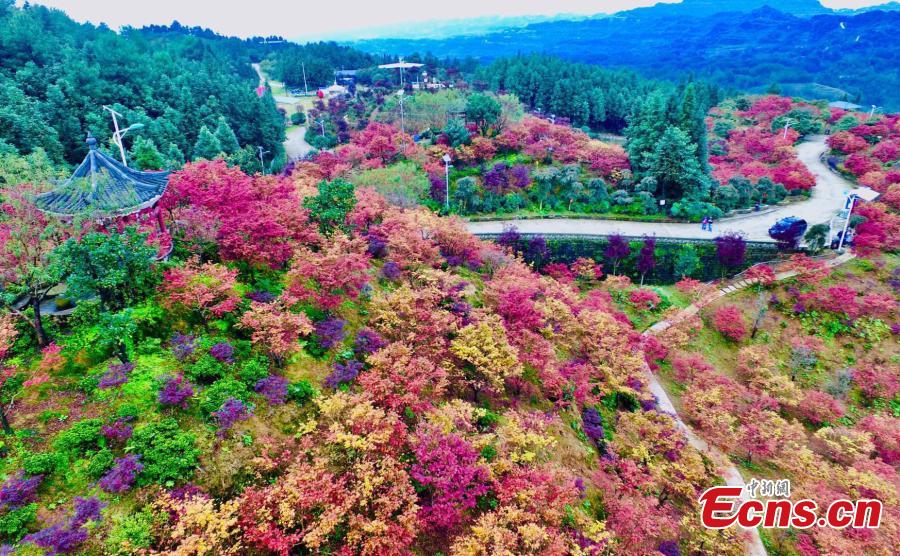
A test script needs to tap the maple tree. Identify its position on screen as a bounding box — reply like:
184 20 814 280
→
161 258 242 321
0 188 72 346
238 299 313 363
163 161 320 267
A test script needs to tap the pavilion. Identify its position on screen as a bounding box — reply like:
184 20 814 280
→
33 132 172 257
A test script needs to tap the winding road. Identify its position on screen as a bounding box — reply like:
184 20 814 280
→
466 135 853 242
251 63 314 161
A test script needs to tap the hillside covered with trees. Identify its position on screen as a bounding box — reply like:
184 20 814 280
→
0 1 898 555
0 1 285 169
352 3 900 110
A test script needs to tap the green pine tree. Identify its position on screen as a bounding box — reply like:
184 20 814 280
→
645 126 704 202
227 145 262 174
129 136 164 170
192 125 222 161
674 244 700 279
625 91 671 178
165 143 185 170
214 116 240 154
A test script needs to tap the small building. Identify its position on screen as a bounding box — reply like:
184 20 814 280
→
334 69 358 85
322 81 349 99
33 132 172 257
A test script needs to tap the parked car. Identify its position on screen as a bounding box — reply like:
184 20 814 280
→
768 217 808 249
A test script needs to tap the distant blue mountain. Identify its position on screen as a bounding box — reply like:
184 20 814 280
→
350 1 900 109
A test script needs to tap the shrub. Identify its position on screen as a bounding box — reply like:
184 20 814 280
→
713 305 746 341
158 375 195 409
187 354 226 383
200 378 250 416
99 455 143 493
52 419 104 457
21 453 63 477
287 380 317 404
629 288 661 309
0 503 37 543
0 473 42 510
211 398 253 437
127 419 199 486
254 375 289 405
86 449 115 480
237 356 270 386
105 508 156 554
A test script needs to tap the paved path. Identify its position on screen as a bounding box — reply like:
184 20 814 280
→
467 136 854 242
284 125 313 160
640 250 855 556
251 63 314 161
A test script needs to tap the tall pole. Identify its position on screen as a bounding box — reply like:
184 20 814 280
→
257 146 268 175
398 93 405 138
444 159 450 211
782 118 793 140
837 195 856 252
103 105 128 165
867 105 878 121
302 62 309 95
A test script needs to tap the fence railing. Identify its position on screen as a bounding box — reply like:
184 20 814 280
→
475 231 776 248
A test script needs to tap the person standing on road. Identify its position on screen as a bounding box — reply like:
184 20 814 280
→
707 216 713 233
701 217 708 231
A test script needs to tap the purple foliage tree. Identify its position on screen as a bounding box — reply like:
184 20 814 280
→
637 236 657 286
496 226 522 252
715 232 747 273
510 164 533 189
581 407 606 451
525 235 549 268
483 163 510 195
0 472 42 510
101 418 134 444
381 260 401 281
604 234 631 275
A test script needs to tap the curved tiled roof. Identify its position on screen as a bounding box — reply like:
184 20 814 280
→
33 133 169 217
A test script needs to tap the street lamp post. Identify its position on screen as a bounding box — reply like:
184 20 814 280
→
836 194 857 252
397 90 406 139
867 105 879 121
442 153 452 211
782 118 794 140
301 62 309 95
103 105 144 166
257 146 270 175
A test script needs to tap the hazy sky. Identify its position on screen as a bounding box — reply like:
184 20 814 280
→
21 0 890 40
